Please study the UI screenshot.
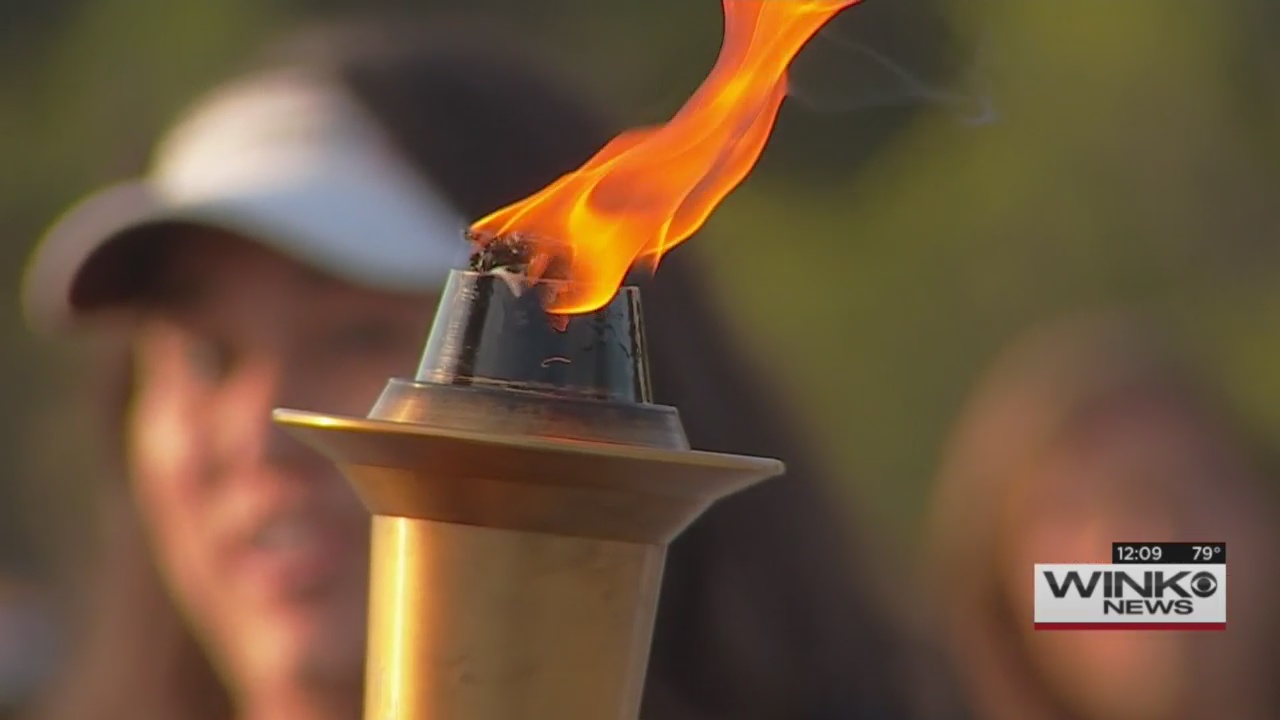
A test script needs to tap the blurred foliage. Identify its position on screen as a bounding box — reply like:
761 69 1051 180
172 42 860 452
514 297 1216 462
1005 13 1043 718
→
1 0 1278 580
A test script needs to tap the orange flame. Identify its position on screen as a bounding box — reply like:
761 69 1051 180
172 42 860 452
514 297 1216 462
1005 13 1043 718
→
470 0 858 314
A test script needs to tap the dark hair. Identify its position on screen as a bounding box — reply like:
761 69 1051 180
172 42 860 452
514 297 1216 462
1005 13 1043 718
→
32 19 919 720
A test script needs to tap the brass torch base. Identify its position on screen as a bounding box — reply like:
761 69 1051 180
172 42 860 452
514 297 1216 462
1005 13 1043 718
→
275 408 782 720
272 270 784 720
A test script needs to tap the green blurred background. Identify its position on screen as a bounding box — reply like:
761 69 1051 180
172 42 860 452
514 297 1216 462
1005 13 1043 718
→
1 0 1278 583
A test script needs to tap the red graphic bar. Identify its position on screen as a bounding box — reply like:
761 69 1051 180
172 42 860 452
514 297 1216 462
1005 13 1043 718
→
1035 622 1226 631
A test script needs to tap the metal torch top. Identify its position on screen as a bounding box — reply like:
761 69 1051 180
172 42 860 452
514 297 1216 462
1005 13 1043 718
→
415 270 652 404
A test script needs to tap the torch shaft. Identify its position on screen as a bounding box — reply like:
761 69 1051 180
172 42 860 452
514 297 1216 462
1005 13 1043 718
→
365 516 665 720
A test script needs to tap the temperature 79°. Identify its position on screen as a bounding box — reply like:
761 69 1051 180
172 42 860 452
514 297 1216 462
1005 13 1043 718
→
1192 544 1226 563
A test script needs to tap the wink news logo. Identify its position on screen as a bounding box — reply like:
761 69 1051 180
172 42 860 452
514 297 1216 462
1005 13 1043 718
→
1034 564 1227 630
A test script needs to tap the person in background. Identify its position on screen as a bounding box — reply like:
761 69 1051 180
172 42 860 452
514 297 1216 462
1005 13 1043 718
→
925 313 1280 720
19 20 924 720
0 576 56 720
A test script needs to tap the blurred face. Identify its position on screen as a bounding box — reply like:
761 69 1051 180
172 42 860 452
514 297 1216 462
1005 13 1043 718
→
126 229 433 705
1003 395 1276 720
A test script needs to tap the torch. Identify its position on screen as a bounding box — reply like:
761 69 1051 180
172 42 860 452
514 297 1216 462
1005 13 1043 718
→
274 2 856 719
275 244 781 720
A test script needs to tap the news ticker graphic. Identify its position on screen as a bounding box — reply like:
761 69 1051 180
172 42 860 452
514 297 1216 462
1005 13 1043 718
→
1035 543 1226 631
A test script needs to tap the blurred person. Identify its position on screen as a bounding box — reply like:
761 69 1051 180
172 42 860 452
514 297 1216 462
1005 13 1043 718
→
0 577 56 719
925 314 1280 720
19 20 923 720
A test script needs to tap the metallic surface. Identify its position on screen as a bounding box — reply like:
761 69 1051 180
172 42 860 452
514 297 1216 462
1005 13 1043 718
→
368 380 687 450
273 270 785 720
362 517 663 720
275 407 782 545
417 271 651 403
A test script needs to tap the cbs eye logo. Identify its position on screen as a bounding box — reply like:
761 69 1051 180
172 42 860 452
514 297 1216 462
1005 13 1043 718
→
1190 571 1219 598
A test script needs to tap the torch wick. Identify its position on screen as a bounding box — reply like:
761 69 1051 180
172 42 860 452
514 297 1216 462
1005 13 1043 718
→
466 230 575 333
467 230 564 275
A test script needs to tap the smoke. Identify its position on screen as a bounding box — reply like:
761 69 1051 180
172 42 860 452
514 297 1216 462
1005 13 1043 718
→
787 4 999 126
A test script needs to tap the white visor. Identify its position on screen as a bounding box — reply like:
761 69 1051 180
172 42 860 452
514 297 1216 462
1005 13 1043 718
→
21 67 471 332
